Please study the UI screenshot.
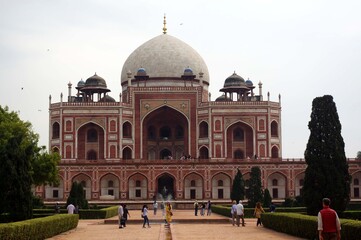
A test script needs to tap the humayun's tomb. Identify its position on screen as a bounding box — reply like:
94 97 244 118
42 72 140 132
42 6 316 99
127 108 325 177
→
35 18 361 203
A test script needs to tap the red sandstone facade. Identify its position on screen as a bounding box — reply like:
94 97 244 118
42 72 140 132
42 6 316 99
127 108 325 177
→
37 30 361 202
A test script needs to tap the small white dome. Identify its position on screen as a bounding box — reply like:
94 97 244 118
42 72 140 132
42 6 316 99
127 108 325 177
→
121 34 209 85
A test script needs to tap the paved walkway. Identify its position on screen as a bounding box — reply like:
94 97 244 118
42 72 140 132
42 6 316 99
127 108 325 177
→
47 210 305 240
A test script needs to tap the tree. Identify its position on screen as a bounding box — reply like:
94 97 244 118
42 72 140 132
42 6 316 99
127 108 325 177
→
67 182 89 209
263 188 272 208
30 147 60 186
357 151 361 160
0 106 60 221
303 95 351 215
231 168 245 203
0 106 35 221
247 166 264 207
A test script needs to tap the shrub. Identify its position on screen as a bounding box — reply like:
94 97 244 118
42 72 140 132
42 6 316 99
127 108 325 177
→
0 214 78 240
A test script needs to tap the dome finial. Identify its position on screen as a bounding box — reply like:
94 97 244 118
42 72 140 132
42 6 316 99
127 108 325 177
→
163 14 167 34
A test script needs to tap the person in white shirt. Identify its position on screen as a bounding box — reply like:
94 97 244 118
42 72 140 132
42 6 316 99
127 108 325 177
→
118 204 124 228
236 200 245 227
230 200 237 226
153 201 158 215
67 203 75 214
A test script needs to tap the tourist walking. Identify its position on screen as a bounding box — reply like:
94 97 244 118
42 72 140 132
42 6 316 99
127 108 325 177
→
230 200 237 226
153 201 158 215
194 200 199 216
254 202 265 226
236 200 245 227
270 202 276 212
317 198 341 240
122 204 130 227
118 204 124 229
54 202 60 214
206 200 212 216
165 202 173 225
200 202 205 216
161 202 165 217
142 204 151 228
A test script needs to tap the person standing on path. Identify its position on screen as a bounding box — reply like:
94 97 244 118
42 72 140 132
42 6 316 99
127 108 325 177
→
142 204 151 228
236 200 245 227
254 202 265 226
230 200 237 226
165 202 173 225
318 198 341 240
153 201 158 215
118 204 124 229
122 204 130 227
194 200 199 216
206 200 212 216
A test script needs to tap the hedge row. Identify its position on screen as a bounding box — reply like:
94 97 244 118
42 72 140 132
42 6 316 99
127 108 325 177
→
32 206 119 219
0 214 78 240
211 205 306 219
261 212 361 240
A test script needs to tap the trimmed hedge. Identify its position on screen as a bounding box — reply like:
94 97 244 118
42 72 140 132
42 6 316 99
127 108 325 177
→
31 206 119 219
340 210 361 220
78 206 119 219
0 214 78 240
211 205 306 219
261 212 361 240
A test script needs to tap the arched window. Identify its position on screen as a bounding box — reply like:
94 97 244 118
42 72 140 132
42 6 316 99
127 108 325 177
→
66 120 72 132
271 146 279 158
123 147 132 160
218 180 224 187
52 147 59 153
87 150 97 160
110 120 116 132
199 122 208 138
259 119 265 131
271 121 278 137
123 122 132 138
87 129 98 142
233 127 244 141
52 122 60 139
190 180 196 187
272 179 278 186
199 146 209 159
215 120 221 131
108 180 114 188
234 149 244 159
136 180 141 187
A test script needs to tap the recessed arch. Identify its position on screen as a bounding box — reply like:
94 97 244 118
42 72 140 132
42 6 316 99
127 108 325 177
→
77 122 105 160
271 145 279 158
225 120 254 159
271 120 279 137
267 172 287 199
211 172 231 199
199 146 209 159
199 121 208 138
52 122 60 139
100 173 120 199
72 173 92 200
184 172 204 199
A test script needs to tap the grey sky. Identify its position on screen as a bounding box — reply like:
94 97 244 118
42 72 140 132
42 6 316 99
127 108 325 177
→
1 0 360 158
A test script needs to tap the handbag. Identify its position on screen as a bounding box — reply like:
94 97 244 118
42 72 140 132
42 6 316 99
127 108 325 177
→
141 214 144 218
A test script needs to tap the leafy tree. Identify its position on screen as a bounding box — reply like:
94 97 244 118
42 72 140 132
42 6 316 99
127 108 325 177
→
231 168 245 203
30 147 60 186
0 106 60 221
263 188 272 208
67 182 89 209
0 106 35 221
247 166 264 207
303 95 351 215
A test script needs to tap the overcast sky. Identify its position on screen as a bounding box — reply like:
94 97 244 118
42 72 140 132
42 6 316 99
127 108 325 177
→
1 0 360 158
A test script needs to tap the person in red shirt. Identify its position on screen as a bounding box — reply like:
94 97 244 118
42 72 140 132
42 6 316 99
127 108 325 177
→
317 198 341 240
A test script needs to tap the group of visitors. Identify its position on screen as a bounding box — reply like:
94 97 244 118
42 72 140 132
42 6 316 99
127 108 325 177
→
55 202 79 214
193 200 212 216
118 201 173 229
118 204 131 229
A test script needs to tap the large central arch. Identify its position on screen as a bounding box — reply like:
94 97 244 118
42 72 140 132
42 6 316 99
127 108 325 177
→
142 106 189 160
157 173 175 200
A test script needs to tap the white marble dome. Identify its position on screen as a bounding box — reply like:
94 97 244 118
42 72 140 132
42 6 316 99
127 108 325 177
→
121 34 209 86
